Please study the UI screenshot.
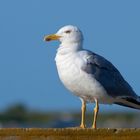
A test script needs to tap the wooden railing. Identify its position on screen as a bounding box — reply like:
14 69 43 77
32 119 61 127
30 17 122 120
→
0 128 140 140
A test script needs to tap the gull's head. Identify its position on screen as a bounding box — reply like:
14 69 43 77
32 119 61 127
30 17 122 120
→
44 25 83 44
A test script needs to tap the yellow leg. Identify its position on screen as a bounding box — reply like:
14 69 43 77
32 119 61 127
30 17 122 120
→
92 99 99 129
80 99 86 128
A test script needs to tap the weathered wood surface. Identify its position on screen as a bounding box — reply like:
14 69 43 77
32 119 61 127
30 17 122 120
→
0 128 140 140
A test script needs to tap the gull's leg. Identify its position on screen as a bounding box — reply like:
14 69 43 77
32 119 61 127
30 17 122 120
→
80 99 86 128
92 99 99 129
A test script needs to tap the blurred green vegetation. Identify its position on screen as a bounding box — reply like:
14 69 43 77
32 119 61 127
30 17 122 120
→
0 104 51 124
0 103 140 128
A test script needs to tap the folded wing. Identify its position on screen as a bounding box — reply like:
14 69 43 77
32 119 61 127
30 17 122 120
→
80 50 140 109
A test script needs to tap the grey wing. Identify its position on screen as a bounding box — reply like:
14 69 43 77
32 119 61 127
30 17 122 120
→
80 50 140 109
80 50 138 99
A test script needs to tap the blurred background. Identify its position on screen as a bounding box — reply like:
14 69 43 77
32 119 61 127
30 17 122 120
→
0 0 140 128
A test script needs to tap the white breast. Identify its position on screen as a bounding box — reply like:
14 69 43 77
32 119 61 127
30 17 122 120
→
55 52 114 104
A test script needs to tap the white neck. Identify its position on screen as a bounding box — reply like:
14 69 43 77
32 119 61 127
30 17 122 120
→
57 41 83 55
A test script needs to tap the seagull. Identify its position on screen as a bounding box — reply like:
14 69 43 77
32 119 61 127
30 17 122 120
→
44 25 140 129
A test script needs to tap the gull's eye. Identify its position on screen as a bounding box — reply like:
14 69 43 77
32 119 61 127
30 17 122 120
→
65 30 71 34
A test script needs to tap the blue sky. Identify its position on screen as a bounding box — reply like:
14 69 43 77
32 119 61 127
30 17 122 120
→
0 0 140 112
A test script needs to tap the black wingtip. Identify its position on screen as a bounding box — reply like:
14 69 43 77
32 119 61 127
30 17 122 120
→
124 97 140 106
115 96 140 110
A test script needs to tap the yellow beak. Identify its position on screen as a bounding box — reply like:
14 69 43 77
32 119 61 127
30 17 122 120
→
44 34 61 41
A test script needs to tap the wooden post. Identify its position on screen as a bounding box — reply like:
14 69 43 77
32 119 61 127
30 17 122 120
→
0 128 140 140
